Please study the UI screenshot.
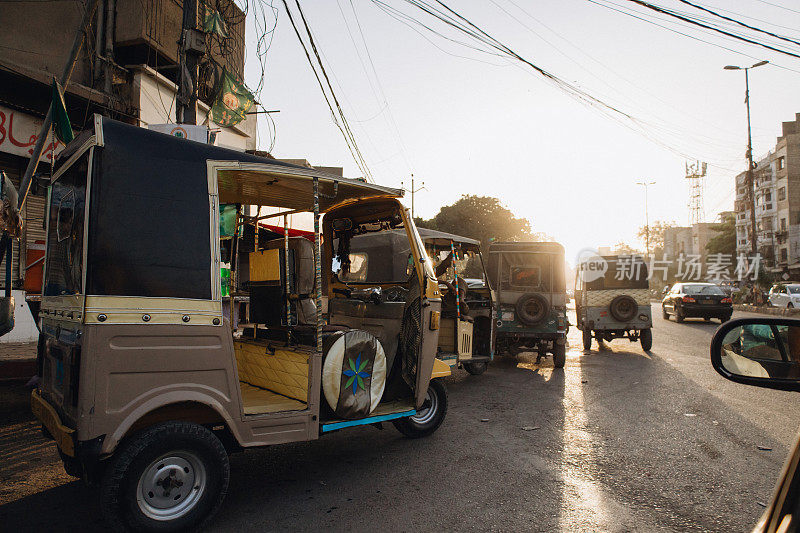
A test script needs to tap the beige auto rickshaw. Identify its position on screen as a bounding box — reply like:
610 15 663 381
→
31 117 450 531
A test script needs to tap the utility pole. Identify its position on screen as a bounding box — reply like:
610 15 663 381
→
637 181 656 255
400 175 426 219
725 60 768 255
177 0 203 124
16 0 101 209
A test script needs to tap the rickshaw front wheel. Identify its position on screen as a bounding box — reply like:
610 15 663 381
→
101 421 230 533
463 362 487 375
393 379 448 438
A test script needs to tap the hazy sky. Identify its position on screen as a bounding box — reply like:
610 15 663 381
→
242 0 800 264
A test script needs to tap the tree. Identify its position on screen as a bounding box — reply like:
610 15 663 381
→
705 212 736 257
416 195 533 251
613 241 640 255
637 220 677 256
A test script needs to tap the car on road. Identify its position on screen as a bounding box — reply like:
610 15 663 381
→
711 317 800 532
767 283 800 309
488 241 568 368
662 282 733 323
575 254 652 351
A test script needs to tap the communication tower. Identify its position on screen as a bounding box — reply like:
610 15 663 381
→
686 161 707 225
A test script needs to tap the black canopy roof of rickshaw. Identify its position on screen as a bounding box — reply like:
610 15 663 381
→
417 228 481 250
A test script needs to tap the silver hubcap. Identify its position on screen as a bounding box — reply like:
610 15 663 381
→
411 388 438 425
136 452 206 521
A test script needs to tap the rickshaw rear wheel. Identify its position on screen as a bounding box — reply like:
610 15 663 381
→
552 343 566 368
582 328 592 350
101 421 229 533
463 362 487 375
393 379 448 438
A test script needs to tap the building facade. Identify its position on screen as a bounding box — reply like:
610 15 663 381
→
734 113 800 275
0 0 256 339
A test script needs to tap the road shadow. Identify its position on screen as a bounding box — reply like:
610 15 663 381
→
576 342 793 532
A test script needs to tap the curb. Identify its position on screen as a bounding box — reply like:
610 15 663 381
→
733 304 800 317
0 358 36 381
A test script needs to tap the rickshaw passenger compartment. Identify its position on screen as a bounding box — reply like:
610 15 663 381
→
233 339 309 414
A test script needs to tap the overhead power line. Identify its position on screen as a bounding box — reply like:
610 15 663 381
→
621 0 800 59
280 0 373 181
676 0 800 48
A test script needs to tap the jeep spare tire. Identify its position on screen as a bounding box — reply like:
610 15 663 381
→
609 295 638 322
515 293 550 325
322 330 387 419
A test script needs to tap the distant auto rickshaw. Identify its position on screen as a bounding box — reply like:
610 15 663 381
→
344 228 495 375
575 254 653 351
31 116 450 532
421 229 495 375
487 241 568 368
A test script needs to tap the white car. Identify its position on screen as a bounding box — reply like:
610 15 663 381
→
768 283 800 308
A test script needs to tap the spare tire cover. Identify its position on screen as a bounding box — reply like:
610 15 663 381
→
609 294 638 322
515 293 550 325
322 330 387 419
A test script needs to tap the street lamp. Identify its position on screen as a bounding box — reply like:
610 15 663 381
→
637 181 656 256
724 60 769 255
400 174 426 219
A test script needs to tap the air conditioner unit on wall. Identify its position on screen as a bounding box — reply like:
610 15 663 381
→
147 123 214 145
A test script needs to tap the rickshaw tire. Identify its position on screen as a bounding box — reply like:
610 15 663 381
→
640 328 653 351
553 343 566 368
464 362 487 375
582 328 592 350
100 421 230 533
662 306 669 319
675 307 685 323
393 379 448 439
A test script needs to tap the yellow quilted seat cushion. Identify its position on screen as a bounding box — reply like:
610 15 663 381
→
234 341 309 402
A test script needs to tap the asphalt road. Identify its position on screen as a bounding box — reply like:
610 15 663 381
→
2 303 799 532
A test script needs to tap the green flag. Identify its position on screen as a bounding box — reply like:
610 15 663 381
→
202 5 228 37
211 68 254 127
51 78 74 144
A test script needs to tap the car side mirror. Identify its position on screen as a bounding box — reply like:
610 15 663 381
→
711 318 800 392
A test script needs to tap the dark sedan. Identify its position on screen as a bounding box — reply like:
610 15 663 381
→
662 282 733 323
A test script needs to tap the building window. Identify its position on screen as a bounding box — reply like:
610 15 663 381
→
782 218 788 231
766 191 772 202
779 186 786 201
778 157 785 170
782 248 788 262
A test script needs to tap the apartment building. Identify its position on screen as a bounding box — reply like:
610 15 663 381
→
735 151 779 268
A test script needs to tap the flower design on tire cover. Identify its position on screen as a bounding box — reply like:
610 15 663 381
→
343 354 370 395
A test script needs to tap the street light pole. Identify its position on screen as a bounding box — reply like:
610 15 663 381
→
400 175 426 219
725 60 768 256
637 181 656 255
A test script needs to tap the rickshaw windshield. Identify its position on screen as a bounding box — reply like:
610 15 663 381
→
44 151 89 296
407 218 436 281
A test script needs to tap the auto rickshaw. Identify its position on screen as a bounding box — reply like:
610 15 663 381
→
420 229 495 375
344 228 495 375
30 116 450 532
486 241 568 368
575 254 653 351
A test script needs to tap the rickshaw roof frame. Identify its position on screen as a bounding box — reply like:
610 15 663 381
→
417 228 481 250
208 161 403 213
